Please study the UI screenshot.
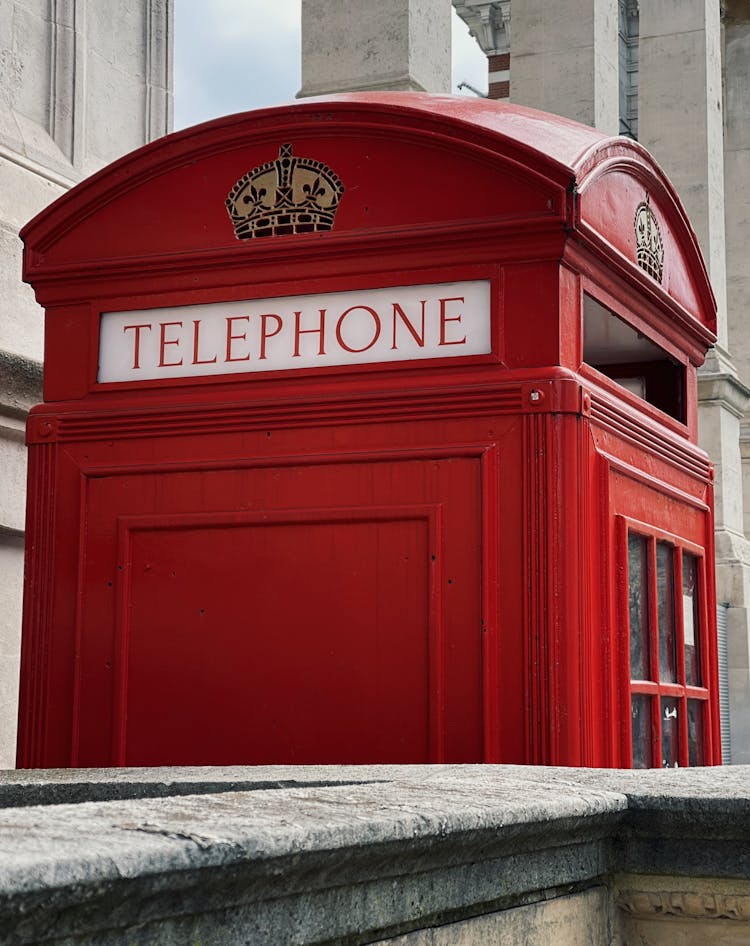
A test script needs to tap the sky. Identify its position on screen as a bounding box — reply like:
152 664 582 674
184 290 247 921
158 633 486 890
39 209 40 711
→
174 0 489 131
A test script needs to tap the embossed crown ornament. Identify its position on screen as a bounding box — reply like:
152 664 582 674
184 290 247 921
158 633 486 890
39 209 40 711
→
226 143 344 240
634 194 664 283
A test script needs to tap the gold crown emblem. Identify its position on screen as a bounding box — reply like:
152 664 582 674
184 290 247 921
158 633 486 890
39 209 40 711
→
226 143 344 240
634 195 664 283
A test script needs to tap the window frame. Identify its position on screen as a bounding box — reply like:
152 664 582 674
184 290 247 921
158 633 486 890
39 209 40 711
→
618 515 714 767
581 292 687 424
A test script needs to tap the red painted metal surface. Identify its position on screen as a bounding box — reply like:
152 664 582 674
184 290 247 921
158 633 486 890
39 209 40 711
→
18 94 720 767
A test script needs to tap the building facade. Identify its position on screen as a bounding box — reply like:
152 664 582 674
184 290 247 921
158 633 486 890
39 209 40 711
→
0 0 172 766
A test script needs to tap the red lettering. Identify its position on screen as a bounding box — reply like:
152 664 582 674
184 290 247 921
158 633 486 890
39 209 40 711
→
259 313 283 360
293 309 326 357
158 321 184 367
439 297 467 346
192 320 217 365
225 316 251 363
123 323 152 370
336 305 382 354
391 301 426 350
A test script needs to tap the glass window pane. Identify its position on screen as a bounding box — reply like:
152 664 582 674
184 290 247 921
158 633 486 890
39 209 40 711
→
661 697 680 767
628 534 650 680
631 693 651 768
687 700 704 766
682 554 701 686
657 542 677 683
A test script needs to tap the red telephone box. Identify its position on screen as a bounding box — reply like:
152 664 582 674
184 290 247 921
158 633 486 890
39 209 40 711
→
17 93 721 768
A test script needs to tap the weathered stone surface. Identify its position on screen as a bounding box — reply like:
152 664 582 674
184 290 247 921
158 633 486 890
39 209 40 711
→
615 872 750 946
0 0 173 772
299 0 451 96
509 0 619 134
372 887 611 945
1 765 750 944
0 766 625 945
725 10 750 767
0 348 38 768
0 763 389 807
0 537 23 769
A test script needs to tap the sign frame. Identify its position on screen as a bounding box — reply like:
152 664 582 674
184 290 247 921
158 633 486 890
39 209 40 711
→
89 264 504 395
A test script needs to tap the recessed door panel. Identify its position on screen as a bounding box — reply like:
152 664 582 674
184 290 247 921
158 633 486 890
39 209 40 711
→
77 453 486 765
122 511 434 764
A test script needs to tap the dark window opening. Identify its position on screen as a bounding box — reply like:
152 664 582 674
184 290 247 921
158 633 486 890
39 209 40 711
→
583 294 685 422
627 531 709 767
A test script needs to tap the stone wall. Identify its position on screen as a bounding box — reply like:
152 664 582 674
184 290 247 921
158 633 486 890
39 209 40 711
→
1 764 749 945
299 0 451 97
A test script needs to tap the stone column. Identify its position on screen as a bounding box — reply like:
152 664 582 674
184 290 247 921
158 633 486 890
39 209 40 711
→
298 0 451 97
453 1 511 99
639 0 728 345
501 0 619 133
723 0 750 761
639 0 750 762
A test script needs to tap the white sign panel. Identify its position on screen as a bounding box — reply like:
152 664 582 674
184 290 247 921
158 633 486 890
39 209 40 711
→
683 593 695 647
98 280 491 383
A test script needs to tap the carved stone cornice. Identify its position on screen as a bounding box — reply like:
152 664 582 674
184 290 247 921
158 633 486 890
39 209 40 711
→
618 889 750 921
0 350 43 420
452 0 511 56
698 346 750 419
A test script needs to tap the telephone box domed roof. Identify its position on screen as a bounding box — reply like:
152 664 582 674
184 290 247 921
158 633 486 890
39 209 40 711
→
22 92 715 346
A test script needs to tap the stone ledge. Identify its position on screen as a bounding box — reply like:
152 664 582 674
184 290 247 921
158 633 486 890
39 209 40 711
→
0 765 748 945
0 350 43 420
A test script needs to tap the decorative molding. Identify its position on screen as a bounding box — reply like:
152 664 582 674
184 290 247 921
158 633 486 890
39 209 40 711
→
738 417 750 448
15 442 57 767
48 0 75 161
618 889 750 921
49 0 173 165
697 348 750 419
48 0 86 167
522 411 553 763
26 218 562 306
589 390 712 481
619 0 640 22
0 350 43 419
453 1 511 56
297 71 427 98
145 0 173 140
26 383 523 444
0 141 77 187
